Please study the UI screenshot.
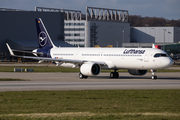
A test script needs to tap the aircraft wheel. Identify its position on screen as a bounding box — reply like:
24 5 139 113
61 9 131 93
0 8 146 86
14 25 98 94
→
79 73 84 79
110 72 114 78
114 72 119 78
152 75 157 80
84 76 88 79
110 72 119 78
151 69 157 80
79 73 88 79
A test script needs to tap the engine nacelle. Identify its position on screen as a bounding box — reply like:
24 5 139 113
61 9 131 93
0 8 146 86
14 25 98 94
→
128 69 147 76
80 63 101 76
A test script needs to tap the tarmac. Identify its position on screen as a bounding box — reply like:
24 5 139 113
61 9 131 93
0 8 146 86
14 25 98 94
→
0 63 180 70
0 72 180 91
0 63 180 91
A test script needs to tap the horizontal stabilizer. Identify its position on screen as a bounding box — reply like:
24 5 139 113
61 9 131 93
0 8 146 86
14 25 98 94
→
11 49 43 55
6 43 15 56
6 43 43 57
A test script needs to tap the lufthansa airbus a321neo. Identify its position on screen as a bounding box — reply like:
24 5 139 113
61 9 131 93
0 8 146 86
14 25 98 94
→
6 18 173 79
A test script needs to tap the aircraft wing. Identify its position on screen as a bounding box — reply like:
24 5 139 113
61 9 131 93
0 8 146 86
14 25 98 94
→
22 56 106 65
6 43 106 66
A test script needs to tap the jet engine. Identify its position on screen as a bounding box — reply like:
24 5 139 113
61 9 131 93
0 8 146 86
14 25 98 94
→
128 69 147 76
80 63 101 76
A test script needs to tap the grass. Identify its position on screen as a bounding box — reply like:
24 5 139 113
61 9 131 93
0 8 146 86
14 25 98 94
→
0 66 180 72
0 90 180 119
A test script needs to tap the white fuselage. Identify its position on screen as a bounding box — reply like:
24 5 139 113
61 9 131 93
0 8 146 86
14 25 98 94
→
50 47 173 70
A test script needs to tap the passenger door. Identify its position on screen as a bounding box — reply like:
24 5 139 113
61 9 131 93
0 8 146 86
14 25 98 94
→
144 51 150 62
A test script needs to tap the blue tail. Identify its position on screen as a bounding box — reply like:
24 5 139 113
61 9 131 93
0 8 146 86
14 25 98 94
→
35 18 56 49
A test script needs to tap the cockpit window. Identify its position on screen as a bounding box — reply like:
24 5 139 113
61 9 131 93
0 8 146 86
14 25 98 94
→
154 53 168 57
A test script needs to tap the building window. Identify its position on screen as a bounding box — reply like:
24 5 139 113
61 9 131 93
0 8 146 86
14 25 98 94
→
65 34 81 36
65 39 84 42
64 23 85 26
64 28 84 31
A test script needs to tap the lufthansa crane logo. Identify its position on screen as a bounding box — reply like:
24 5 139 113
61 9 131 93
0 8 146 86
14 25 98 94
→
39 31 47 46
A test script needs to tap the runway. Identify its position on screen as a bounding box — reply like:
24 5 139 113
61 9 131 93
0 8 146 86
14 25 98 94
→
0 72 180 91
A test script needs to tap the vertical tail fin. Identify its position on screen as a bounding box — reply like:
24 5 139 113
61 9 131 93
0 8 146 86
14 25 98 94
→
35 18 56 48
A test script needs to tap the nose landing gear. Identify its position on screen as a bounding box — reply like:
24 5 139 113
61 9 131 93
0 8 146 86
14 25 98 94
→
151 69 157 80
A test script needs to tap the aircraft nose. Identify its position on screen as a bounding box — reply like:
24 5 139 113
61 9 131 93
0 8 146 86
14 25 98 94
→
165 57 174 68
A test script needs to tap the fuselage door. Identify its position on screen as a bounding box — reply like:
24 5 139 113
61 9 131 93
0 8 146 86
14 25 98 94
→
144 51 150 62
99 52 104 60
75 51 79 60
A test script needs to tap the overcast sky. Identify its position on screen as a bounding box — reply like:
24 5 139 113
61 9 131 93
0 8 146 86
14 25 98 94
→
0 0 179 20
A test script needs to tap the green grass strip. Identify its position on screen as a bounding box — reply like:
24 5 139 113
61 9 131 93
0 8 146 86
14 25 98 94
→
0 90 180 119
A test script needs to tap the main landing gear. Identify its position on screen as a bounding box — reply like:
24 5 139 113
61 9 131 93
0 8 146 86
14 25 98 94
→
110 70 119 78
151 69 157 80
79 73 88 79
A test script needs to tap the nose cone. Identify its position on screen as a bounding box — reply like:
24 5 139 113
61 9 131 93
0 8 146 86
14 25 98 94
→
169 58 174 67
164 57 174 68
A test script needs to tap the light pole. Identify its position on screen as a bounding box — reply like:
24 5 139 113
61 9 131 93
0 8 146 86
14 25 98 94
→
122 31 124 47
151 28 154 43
122 30 124 46
163 29 166 51
116 41 118 47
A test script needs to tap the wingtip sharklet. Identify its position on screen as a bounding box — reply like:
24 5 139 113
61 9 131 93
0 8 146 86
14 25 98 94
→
6 43 15 56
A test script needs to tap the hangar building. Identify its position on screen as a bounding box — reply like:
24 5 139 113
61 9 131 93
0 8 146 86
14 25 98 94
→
36 7 130 47
123 27 180 48
131 27 180 43
67 7 130 47
0 8 69 60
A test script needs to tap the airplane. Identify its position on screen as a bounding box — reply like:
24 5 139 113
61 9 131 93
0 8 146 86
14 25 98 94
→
6 18 173 80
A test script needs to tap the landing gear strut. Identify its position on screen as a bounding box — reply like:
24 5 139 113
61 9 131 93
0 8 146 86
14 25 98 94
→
79 73 88 79
151 69 157 80
110 70 119 78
